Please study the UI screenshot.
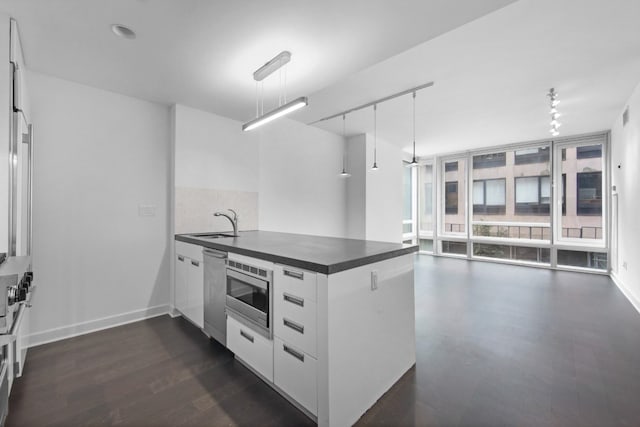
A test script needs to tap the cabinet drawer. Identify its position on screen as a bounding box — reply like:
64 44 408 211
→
175 241 203 262
227 316 273 382
274 294 317 357
274 337 317 416
274 265 317 302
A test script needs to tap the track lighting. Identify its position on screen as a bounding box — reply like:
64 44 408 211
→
548 88 561 137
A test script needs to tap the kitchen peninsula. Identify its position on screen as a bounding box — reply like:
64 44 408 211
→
175 231 418 427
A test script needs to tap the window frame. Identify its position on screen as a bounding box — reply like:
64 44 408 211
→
514 175 551 215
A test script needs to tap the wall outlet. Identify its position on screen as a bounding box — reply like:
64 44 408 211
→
138 204 157 217
623 261 628 270
371 270 378 291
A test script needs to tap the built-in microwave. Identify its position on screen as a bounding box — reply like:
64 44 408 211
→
225 259 273 338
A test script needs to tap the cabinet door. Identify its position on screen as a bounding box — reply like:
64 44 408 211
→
187 258 204 328
175 254 188 315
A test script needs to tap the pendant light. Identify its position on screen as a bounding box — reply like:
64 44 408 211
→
548 88 561 137
371 104 379 170
409 91 419 167
339 114 351 177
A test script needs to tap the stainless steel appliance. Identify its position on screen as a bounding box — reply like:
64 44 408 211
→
225 259 273 338
203 249 227 346
0 255 34 425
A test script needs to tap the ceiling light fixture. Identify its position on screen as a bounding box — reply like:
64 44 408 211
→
371 104 379 171
408 92 419 167
548 88 561 137
111 24 136 39
339 114 351 178
242 51 308 131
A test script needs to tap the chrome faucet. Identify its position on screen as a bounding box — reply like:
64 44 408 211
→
214 209 239 236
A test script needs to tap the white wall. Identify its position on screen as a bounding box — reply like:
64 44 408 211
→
28 71 171 346
345 133 404 243
258 118 347 238
611 81 640 311
346 134 366 239
173 104 260 234
365 135 403 243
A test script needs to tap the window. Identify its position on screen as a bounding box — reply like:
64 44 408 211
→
577 172 602 215
473 179 506 214
557 250 607 270
419 164 434 233
514 147 550 165
445 182 458 214
402 162 416 242
576 145 602 159
441 241 467 255
473 152 506 169
473 243 550 264
558 140 604 243
515 176 550 215
562 174 566 215
444 161 458 172
441 158 466 236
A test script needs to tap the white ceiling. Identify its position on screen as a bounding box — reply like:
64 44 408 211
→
0 0 513 132
304 0 640 155
1 0 639 157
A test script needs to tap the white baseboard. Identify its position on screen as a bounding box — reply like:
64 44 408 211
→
611 272 640 315
26 304 171 349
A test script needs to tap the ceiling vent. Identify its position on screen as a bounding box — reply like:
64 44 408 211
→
622 106 629 126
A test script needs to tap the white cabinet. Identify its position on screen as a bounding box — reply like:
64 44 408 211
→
186 258 204 328
175 241 204 328
175 253 189 316
274 337 317 416
273 264 318 415
227 315 273 382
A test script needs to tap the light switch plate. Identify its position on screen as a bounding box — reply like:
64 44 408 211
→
138 204 157 217
371 270 378 291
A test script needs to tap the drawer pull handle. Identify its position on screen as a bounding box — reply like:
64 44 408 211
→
283 293 304 307
283 344 305 362
283 318 304 334
178 256 185 262
240 330 254 343
191 260 200 267
283 269 304 280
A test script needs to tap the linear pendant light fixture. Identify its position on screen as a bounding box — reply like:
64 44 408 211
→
408 91 418 167
371 104 379 170
339 114 351 177
242 50 308 131
242 97 308 131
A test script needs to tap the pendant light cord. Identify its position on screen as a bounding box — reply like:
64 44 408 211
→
373 104 377 166
342 114 347 171
412 91 417 163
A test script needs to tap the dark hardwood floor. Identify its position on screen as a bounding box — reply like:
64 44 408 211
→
8 256 640 426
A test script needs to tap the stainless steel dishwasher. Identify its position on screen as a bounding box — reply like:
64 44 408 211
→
203 248 228 346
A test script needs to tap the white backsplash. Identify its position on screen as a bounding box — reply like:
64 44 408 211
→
175 187 258 234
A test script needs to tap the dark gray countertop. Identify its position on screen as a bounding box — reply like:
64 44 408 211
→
175 230 418 274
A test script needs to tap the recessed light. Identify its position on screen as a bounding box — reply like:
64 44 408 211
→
111 24 136 39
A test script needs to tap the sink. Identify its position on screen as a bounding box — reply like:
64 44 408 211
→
191 232 236 239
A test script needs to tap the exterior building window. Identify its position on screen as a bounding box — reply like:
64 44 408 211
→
514 147 550 165
445 182 458 214
562 174 566 215
576 145 602 159
473 152 506 169
577 172 602 215
473 179 506 214
444 161 458 172
515 176 551 215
